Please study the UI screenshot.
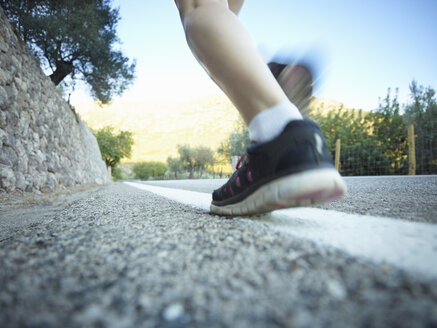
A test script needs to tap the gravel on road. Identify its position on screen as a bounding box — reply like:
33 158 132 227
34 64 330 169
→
139 175 437 223
1 182 436 327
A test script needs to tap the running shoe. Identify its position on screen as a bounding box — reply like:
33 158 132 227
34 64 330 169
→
210 119 346 216
268 62 314 117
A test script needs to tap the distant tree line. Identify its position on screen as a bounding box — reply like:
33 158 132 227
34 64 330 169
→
218 80 437 176
166 145 216 179
312 81 436 175
93 125 222 181
94 80 436 180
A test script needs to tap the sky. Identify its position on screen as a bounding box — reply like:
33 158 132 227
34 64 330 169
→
71 0 437 111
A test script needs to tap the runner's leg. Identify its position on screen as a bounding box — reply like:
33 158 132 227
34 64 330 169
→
173 0 345 215
174 0 299 125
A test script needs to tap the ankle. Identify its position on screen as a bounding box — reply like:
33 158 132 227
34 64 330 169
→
248 103 303 143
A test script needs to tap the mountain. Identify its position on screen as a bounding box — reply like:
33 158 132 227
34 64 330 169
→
75 95 241 163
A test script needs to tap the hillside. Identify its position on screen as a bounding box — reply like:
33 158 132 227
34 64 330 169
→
75 95 241 163
75 94 348 164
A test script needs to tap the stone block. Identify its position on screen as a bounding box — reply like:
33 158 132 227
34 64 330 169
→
15 171 26 190
2 145 17 166
0 69 10 85
42 172 58 192
0 38 9 53
0 110 6 128
5 83 18 103
0 127 6 144
0 85 7 108
0 164 16 192
24 174 33 192
0 147 12 166
14 76 26 92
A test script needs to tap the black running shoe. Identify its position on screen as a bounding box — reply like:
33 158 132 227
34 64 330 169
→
210 119 346 216
268 62 314 117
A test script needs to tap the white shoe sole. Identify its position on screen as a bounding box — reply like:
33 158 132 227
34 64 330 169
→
210 168 346 216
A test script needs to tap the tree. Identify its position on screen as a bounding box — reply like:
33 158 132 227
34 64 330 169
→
177 144 196 179
217 118 250 160
194 146 215 177
175 144 215 178
167 156 184 179
373 88 408 174
94 126 133 170
1 0 136 103
313 106 391 176
404 81 437 174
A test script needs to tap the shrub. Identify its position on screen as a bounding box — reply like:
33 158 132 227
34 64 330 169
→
111 165 123 181
133 162 167 180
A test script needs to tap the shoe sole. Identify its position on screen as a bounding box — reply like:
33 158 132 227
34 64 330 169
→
210 168 346 216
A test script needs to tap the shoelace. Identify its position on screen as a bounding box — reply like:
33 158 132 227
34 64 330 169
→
235 152 248 170
222 152 254 197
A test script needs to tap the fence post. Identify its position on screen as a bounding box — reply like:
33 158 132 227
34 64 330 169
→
335 139 341 172
408 124 416 175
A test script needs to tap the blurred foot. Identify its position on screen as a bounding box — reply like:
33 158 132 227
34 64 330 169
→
268 62 314 117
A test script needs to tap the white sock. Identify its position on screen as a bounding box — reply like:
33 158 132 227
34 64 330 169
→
248 103 303 143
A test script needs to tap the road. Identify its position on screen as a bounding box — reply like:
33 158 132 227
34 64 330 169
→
133 175 437 223
0 177 436 327
130 175 437 281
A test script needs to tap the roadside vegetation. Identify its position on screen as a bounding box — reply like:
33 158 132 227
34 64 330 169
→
93 126 134 181
94 80 436 181
312 81 436 175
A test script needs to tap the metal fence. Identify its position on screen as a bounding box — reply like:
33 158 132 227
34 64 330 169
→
332 122 437 176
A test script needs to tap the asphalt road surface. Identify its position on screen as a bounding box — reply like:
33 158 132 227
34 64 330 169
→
1 177 436 327
137 175 437 223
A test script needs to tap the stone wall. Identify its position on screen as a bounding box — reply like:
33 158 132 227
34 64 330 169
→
0 8 110 193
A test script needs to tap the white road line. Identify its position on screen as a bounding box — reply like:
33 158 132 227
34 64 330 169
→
125 181 437 280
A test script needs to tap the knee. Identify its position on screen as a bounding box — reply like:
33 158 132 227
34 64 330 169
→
175 0 228 21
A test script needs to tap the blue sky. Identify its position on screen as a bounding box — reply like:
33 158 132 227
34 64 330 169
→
74 0 437 111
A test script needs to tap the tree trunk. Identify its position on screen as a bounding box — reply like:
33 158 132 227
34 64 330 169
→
49 60 74 85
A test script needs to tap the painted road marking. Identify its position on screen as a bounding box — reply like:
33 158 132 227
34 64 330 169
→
125 181 437 280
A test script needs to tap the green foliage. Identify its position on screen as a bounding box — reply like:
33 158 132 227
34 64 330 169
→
133 162 167 180
94 126 133 169
166 156 184 179
193 146 215 177
313 106 386 175
404 81 437 174
111 165 123 181
313 102 407 176
176 144 196 179
174 144 216 179
313 82 436 176
217 118 250 160
373 88 408 174
1 0 136 103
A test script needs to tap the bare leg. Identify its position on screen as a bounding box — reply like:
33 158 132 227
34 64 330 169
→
174 0 293 125
174 0 345 216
